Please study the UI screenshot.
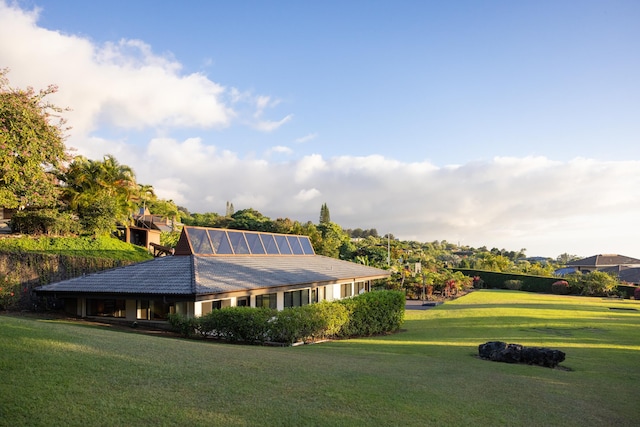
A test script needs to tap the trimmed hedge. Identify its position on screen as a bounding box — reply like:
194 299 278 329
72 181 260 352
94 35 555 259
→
338 290 405 337
199 307 275 343
454 268 560 293
169 290 405 345
618 285 638 299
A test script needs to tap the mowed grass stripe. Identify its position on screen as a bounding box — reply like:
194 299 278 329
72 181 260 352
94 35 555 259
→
1 290 638 426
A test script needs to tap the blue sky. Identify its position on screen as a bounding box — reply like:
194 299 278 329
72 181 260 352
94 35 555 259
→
2 0 639 258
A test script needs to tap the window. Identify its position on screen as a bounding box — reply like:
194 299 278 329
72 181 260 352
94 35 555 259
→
256 293 277 309
87 299 126 318
137 299 172 320
237 296 250 307
324 285 333 301
340 283 353 298
356 282 366 295
284 289 309 308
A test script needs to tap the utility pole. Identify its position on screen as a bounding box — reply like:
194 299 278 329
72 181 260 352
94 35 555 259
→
387 234 390 266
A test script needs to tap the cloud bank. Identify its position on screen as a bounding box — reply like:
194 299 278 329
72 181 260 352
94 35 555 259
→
1 1 639 258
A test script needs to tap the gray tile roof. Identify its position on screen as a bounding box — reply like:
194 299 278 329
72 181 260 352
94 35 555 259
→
566 254 640 268
36 255 390 297
36 256 195 295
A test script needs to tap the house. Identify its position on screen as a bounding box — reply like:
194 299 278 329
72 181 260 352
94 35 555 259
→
118 208 177 251
35 226 391 327
565 254 640 274
556 254 640 285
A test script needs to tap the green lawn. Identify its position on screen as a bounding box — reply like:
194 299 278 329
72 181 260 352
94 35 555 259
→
1 290 639 426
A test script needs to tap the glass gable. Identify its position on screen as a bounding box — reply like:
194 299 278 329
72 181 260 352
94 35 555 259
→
181 226 315 256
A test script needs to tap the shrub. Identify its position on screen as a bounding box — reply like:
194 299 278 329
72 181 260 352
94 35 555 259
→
504 280 523 291
0 273 19 310
10 209 80 236
200 307 275 343
566 271 619 297
167 313 197 338
551 280 570 295
268 307 311 344
338 290 404 337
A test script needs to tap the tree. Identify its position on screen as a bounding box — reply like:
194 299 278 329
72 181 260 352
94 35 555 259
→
58 155 138 235
230 208 274 232
319 203 331 224
0 69 68 209
225 201 235 217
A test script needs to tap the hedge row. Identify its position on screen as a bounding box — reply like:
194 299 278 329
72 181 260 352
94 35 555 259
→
453 268 560 293
168 290 405 345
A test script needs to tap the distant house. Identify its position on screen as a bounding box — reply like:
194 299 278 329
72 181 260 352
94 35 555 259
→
565 254 640 273
35 226 391 327
118 208 177 251
0 207 15 220
556 254 640 285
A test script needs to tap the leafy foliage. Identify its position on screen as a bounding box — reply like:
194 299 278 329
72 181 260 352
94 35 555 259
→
10 209 80 235
168 291 404 345
0 69 68 209
337 290 405 337
565 271 619 297
0 235 152 261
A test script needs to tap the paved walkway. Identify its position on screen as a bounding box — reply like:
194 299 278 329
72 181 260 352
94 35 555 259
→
405 299 443 310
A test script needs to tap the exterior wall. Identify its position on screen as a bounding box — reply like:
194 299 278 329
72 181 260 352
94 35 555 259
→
64 279 375 321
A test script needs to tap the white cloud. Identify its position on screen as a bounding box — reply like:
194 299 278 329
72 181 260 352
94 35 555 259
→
0 1 289 155
268 146 293 155
131 138 640 258
253 114 293 132
295 188 321 202
295 133 318 143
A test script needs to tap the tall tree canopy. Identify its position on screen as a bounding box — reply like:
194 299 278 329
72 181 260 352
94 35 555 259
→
0 69 68 209
58 155 137 235
319 202 331 224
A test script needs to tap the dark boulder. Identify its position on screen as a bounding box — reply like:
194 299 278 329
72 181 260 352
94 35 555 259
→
478 341 565 368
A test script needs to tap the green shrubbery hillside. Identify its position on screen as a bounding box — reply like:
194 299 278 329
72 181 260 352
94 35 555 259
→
0 235 152 262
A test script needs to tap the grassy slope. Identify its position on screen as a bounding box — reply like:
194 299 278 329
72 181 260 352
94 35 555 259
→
1 290 639 427
0 236 152 262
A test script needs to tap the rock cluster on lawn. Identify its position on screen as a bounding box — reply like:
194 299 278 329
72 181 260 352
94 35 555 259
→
478 341 565 368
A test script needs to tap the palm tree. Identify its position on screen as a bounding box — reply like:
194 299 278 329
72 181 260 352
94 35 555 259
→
58 155 138 235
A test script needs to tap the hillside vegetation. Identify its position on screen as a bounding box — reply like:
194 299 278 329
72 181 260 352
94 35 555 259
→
0 235 152 262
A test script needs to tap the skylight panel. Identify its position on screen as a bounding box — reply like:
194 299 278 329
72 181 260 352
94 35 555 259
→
245 233 265 254
300 237 315 255
208 229 233 254
228 230 250 254
287 235 304 255
261 234 280 254
275 235 292 255
188 228 213 254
